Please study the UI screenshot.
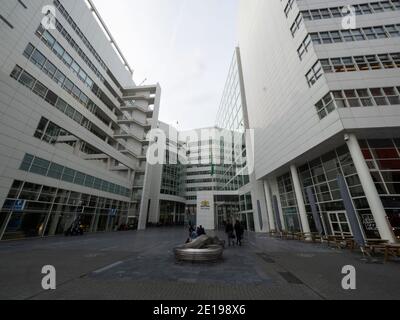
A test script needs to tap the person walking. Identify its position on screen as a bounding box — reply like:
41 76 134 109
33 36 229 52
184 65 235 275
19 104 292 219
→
235 220 244 246
225 221 235 246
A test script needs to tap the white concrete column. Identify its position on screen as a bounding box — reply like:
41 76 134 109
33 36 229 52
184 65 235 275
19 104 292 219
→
263 180 275 232
290 165 311 236
346 134 396 243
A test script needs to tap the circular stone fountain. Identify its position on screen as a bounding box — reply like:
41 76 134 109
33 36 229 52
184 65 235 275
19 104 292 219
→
174 235 225 262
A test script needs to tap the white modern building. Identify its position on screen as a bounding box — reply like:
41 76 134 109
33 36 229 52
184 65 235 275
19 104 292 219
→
140 48 270 232
238 0 400 242
0 0 161 240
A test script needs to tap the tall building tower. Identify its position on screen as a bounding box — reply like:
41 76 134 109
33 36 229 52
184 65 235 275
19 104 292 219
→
216 47 268 233
239 1 400 241
0 0 161 240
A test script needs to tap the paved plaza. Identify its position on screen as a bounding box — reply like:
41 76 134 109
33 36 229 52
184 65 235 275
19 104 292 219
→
0 228 399 300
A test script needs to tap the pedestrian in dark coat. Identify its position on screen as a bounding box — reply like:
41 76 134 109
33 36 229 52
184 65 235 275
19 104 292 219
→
225 221 235 246
235 221 244 246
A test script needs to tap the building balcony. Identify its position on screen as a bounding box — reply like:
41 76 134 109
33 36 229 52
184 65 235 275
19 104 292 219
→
114 130 148 144
82 153 109 160
119 148 147 160
116 117 151 129
120 104 154 118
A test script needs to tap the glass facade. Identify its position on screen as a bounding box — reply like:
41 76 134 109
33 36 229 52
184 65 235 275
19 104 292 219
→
216 50 249 192
159 201 185 226
360 138 400 238
1 180 130 240
20 154 131 197
161 163 185 197
214 48 255 231
277 173 301 232
296 145 378 238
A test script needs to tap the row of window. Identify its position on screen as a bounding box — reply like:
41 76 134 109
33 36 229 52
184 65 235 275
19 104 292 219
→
298 24 400 60
43 17 119 107
291 1 400 37
186 187 215 192
35 27 96 91
23 43 111 128
301 1 400 22
310 24 400 44
316 87 400 119
34 117 69 144
283 0 296 17
33 116 100 156
5 180 129 210
306 52 400 87
1 180 130 240
53 0 124 101
20 154 131 197
10 65 107 142
53 0 107 73
185 196 197 201
186 179 214 184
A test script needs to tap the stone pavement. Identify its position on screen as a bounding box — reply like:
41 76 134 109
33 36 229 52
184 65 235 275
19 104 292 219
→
0 228 399 300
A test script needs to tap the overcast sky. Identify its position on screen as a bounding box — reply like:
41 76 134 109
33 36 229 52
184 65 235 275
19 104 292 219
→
91 0 239 131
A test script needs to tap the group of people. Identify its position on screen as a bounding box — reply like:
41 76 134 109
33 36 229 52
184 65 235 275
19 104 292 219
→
187 223 206 242
185 221 245 246
225 220 244 246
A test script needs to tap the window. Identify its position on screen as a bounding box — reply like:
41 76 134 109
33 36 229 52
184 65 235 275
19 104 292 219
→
74 172 86 185
45 90 58 106
71 85 81 100
78 69 87 82
54 70 65 85
357 89 374 106
43 122 61 144
62 51 72 66
371 88 388 105
23 43 34 59
61 168 75 183
32 81 47 98
63 78 74 93
42 31 56 48
85 176 94 188
47 163 64 179
55 98 67 112
19 71 35 89
20 154 34 171
73 112 83 124
85 77 94 89
79 93 89 106
30 50 46 67
93 178 102 189
10 65 23 80
43 60 56 78
65 105 75 118
30 157 50 175
71 61 80 75
52 42 64 58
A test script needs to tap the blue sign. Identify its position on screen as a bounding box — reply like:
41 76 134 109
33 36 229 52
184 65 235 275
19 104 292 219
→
109 209 117 217
13 200 26 212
